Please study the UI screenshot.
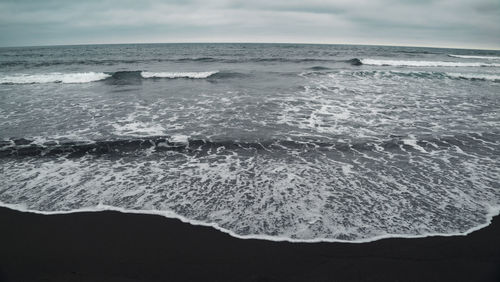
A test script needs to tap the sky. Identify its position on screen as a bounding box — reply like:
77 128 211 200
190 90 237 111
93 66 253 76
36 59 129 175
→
0 0 499 49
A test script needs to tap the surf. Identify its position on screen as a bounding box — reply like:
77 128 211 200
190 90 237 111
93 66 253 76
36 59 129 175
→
360 58 500 67
448 54 500 60
0 72 111 84
0 70 221 84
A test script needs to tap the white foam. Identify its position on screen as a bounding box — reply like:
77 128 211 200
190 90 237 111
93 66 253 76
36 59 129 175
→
403 137 427 153
2 132 498 242
111 107 166 137
112 122 166 137
170 134 189 144
448 54 500 60
0 72 111 84
141 71 218 79
361 59 500 67
446 72 500 81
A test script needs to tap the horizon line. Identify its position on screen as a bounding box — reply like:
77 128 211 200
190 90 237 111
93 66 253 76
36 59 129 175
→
1 41 500 51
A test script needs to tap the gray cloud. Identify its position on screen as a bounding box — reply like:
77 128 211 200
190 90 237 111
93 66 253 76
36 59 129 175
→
0 0 498 49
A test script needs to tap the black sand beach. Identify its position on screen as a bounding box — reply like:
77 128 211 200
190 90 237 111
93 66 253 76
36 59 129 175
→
0 207 499 282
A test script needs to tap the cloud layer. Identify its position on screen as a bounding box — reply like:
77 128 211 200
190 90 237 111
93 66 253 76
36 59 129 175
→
1 0 499 49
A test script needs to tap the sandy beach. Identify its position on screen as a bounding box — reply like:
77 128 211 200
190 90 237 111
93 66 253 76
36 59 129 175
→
1 206 499 282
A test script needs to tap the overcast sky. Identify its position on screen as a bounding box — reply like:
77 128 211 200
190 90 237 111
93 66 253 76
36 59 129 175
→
0 0 499 49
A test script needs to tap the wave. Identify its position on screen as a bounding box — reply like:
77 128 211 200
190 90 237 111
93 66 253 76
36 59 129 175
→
304 69 500 82
0 58 218 68
208 71 248 79
446 72 500 82
307 66 332 71
346 58 363 66
395 50 440 55
0 70 221 84
448 54 500 60
0 72 111 84
360 58 500 67
141 71 218 79
175 57 218 62
0 57 365 68
2 132 495 158
0 59 140 68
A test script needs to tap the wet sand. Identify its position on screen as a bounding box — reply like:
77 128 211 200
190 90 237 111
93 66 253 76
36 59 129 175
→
1 206 499 281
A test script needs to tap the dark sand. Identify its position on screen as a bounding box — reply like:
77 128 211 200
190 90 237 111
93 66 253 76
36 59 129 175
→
0 207 499 282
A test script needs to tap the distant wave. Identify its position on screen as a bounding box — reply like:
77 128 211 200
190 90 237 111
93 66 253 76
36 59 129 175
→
0 72 110 84
308 66 332 71
141 71 218 79
448 54 500 60
395 50 440 55
0 71 221 84
0 57 367 68
175 57 218 62
360 58 500 67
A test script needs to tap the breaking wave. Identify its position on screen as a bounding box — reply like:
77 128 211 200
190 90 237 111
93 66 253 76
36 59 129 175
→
0 72 111 84
0 71 221 84
360 58 500 67
141 71 218 79
445 72 500 81
448 54 500 60
302 69 500 82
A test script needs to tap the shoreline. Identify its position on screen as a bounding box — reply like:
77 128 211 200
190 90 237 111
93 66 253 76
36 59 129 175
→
1 206 500 281
1 203 499 244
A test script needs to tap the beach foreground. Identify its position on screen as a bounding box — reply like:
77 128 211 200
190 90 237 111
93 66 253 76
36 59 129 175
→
0 207 499 282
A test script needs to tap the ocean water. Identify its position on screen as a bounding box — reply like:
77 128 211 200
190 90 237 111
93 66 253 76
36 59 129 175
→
1 43 499 242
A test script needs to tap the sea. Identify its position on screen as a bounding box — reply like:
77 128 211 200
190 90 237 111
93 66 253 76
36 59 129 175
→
0 43 499 242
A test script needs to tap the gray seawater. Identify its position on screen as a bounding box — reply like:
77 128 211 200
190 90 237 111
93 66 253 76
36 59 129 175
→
1 43 499 242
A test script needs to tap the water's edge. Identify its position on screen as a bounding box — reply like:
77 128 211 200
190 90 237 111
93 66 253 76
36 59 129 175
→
2 201 499 244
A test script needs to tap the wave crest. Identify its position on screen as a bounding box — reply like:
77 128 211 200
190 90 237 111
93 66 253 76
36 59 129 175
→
0 71 222 84
448 54 500 60
141 71 218 79
446 72 500 81
360 59 500 67
0 72 111 84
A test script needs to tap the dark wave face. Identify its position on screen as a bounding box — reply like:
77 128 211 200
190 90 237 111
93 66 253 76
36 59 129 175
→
1 43 499 242
107 71 143 85
2 132 497 158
